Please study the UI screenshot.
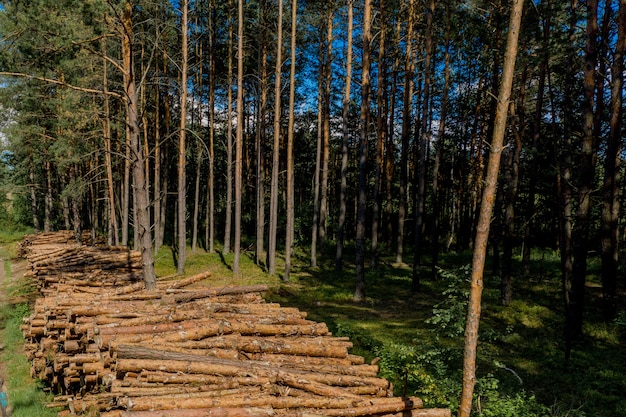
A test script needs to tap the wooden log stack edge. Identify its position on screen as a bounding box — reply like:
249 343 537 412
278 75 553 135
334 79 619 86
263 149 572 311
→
18 232 450 417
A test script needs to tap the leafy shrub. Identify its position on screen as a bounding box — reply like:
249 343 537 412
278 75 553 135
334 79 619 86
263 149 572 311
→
426 265 471 338
474 373 552 417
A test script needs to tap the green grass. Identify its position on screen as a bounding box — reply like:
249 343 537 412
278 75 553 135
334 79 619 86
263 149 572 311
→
0 242 59 417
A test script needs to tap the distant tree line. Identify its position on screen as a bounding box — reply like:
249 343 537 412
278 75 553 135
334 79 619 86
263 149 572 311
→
0 0 623 350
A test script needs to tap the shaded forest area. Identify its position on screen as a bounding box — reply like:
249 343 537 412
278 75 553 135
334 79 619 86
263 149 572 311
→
0 0 625 415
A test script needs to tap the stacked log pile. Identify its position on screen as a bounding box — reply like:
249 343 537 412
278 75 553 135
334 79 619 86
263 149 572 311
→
19 231 143 292
19 232 450 417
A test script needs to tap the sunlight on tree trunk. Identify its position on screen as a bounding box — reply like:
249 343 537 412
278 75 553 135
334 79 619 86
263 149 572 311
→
459 0 524 414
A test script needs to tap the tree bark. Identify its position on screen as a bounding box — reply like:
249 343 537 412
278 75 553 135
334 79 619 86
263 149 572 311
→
120 0 157 290
568 0 598 348
319 4 333 251
431 2 451 276
177 0 189 274
458 0 524 414
28 148 40 232
335 0 353 273
501 66 526 305
412 0 435 292
600 0 625 321
102 37 118 247
233 0 244 275
267 0 284 276
354 0 372 302
396 0 414 265
224 0 234 255
310 24 324 268
255 0 268 265
371 0 386 270
206 0 216 254
284 0 297 282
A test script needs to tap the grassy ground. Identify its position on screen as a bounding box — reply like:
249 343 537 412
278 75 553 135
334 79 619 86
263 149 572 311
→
0 235 624 416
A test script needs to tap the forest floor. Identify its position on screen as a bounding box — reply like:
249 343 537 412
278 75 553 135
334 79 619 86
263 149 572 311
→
0 237 625 416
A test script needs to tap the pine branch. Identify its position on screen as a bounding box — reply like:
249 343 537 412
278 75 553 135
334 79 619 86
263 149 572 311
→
0 72 122 99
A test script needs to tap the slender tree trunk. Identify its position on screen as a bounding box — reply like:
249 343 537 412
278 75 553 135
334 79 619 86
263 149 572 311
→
600 0 625 321
396 0 414 264
153 50 163 255
44 157 52 232
70 165 82 245
224 0 234 255
354 0 372 302
233 0 244 275
522 29 548 275
412 0 435 292
335 0 353 273
319 4 333 250
191 30 203 254
122 110 131 247
284 0 297 282
559 0 577 363
385 18 402 247
268 0 284 276
177 0 189 274
206 0 216 254
458 0 524 414
102 38 118 246
431 2 451 275
568 0 598 348
311 28 324 268
120 0 156 290
371 0 386 270
28 149 40 232
502 67 525 305
255 0 268 265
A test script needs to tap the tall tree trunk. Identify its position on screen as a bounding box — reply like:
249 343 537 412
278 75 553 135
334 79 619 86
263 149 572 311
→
233 0 244 275
385 18 402 247
319 4 333 250
412 0 435 292
153 48 163 255
102 37 118 246
206 0 216 254
568 0 598 349
371 0 386 270
431 2 451 275
458 0 524 414
284 0 297 282
224 0 234 255
122 109 131 247
44 157 52 232
310 26 324 268
600 0 625 321
268 0 284 276
192 29 203 254
177 0 189 274
28 149 40 232
396 0 414 265
559 0 577 363
120 0 156 290
255 0 268 265
522 18 548 275
335 0 353 273
354 0 372 302
501 66 526 305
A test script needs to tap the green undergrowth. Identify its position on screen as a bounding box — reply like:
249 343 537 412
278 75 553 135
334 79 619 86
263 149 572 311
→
267 247 626 417
0 242 58 417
